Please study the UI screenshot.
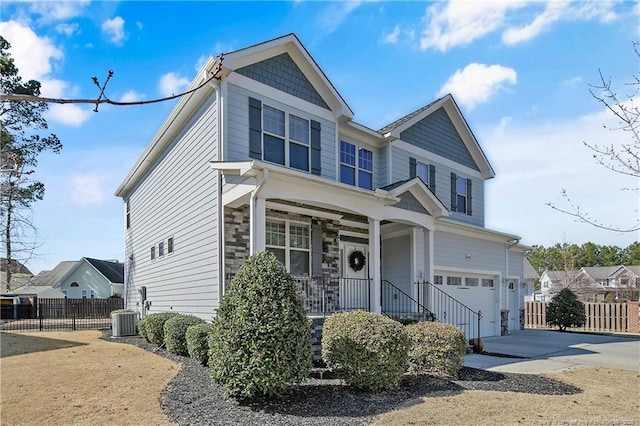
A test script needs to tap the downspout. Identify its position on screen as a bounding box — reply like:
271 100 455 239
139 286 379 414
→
249 168 269 254
216 82 224 300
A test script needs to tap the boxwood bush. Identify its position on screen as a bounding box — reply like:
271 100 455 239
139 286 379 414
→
322 310 409 392
209 251 311 399
405 321 467 376
186 322 214 365
137 318 149 341
144 312 181 346
164 314 206 356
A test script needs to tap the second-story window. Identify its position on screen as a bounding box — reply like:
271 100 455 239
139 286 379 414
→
417 161 430 187
451 172 472 215
340 141 373 190
456 176 468 213
262 105 310 172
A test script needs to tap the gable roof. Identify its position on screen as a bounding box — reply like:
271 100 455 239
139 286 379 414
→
381 177 449 219
524 259 539 281
224 33 353 120
29 261 76 287
84 258 124 284
379 94 495 179
581 266 619 281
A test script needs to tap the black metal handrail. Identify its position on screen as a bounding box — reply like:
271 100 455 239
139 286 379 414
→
416 280 481 343
381 279 436 322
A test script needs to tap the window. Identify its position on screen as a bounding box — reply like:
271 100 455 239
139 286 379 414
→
482 278 494 288
159 241 165 257
508 282 515 290
340 141 373 190
266 219 310 275
125 201 131 229
417 161 430 187
150 246 156 260
262 106 310 172
70 282 79 287
465 277 479 287
81 289 88 299
456 176 468 213
90 290 95 299
434 275 443 285
447 276 462 286
168 237 174 254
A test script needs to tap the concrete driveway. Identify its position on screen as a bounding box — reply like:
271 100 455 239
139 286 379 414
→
464 329 640 374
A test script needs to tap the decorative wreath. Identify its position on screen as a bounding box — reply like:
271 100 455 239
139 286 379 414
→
348 250 366 272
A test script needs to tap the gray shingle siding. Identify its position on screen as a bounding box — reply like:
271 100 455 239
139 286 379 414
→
400 107 479 171
236 53 330 110
394 192 429 215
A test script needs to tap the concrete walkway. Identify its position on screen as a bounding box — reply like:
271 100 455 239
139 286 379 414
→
464 329 640 374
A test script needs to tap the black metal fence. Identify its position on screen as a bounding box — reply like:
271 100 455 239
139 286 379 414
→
381 280 436 322
293 276 370 315
0 298 124 332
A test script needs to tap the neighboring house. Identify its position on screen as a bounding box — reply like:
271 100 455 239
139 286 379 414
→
29 258 124 299
0 258 33 293
538 265 640 302
58 258 124 299
115 34 529 337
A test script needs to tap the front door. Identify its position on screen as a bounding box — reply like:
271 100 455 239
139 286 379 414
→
340 242 369 310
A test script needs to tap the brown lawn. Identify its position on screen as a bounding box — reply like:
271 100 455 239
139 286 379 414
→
0 331 179 426
1 330 638 426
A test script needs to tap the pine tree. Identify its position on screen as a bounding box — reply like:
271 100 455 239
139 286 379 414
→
546 288 586 331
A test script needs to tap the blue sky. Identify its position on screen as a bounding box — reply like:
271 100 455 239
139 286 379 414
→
1 1 639 274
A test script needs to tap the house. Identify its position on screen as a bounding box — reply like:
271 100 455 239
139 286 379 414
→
115 34 529 338
538 265 640 302
0 258 33 292
30 258 124 299
57 258 124 298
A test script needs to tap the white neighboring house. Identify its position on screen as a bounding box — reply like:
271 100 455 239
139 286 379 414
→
115 34 530 337
58 258 124 299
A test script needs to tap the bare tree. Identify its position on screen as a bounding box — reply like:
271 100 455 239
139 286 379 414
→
548 41 639 233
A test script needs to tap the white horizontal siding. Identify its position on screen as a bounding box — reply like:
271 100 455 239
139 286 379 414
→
124 95 220 320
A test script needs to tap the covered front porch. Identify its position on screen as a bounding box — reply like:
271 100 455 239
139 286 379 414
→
213 160 480 341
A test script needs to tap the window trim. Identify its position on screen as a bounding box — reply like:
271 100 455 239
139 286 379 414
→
340 140 373 190
265 217 311 275
125 201 131 229
158 241 165 257
262 104 311 172
167 237 174 254
150 246 156 261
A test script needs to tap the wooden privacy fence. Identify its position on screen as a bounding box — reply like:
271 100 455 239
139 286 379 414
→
525 301 640 333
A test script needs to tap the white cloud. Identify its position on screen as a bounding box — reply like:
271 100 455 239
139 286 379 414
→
481 105 639 248
136 21 144 30
120 90 144 103
158 72 190 97
194 55 208 73
437 63 517 110
29 1 90 22
101 16 126 45
316 1 362 34
383 25 400 44
502 1 568 45
420 1 526 51
67 174 105 207
55 22 79 36
0 20 63 81
562 75 583 88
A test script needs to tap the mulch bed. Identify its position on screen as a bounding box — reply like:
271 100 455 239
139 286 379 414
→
103 332 581 426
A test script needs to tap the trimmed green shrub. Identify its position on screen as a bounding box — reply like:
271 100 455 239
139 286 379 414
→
405 322 467 376
186 322 214 365
322 310 409 392
209 251 311 399
144 312 181 345
547 288 586 331
110 309 134 315
164 314 205 356
137 318 149 341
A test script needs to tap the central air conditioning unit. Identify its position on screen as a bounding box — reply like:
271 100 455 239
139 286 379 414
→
111 311 139 337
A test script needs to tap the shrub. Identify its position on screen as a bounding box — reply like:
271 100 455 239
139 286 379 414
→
145 312 181 345
186 322 214 365
322 310 409 392
164 314 205 356
209 251 311 399
137 318 149 341
405 322 467 376
546 288 586 331
110 309 134 315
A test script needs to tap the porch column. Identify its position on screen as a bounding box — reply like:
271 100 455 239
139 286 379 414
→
368 218 381 314
427 229 434 284
250 194 266 254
